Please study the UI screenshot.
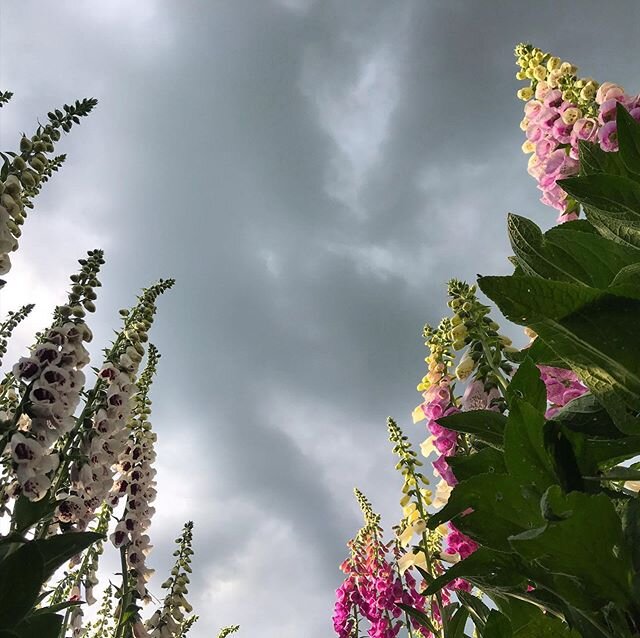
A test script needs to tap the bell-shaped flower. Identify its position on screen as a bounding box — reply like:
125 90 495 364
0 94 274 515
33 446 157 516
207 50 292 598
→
11 432 45 464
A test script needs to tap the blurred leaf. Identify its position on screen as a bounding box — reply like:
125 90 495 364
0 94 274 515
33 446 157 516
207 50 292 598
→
436 411 506 448
33 532 103 579
510 487 634 611
616 103 640 176
0 543 44 628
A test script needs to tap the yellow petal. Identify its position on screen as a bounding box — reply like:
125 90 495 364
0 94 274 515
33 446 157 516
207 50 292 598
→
420 436 436 459
412 405 426 424
432 479 453 509
398 525 414 548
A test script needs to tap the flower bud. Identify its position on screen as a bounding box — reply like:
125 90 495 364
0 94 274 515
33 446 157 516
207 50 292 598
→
20 172 36 189
20 136 32 153
546 56 561 72
517 86 534 101
561 107 581 125
12 156 27 172
29 157 45 173
455 352 476 381
533 65 546 81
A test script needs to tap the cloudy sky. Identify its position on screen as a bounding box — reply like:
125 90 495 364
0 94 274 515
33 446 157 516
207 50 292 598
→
1 2 639 636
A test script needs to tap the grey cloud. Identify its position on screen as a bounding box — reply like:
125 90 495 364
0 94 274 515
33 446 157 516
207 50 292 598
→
2 2 640 637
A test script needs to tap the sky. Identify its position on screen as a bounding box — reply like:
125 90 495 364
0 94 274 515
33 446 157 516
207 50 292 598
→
1 1 639 637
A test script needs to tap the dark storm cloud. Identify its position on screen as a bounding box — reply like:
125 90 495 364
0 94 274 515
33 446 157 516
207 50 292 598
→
2 1 640 636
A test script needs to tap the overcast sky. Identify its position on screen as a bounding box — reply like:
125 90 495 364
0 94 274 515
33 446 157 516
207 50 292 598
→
1 2 639 637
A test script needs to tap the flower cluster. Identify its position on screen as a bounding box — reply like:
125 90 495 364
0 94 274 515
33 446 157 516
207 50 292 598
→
6 251 103 501
539 365 588 419
144 521 198 638
0 303 34 367
515 43 640 221
109 345 161 599
413 321 459 488
0 98 96 277
333 489 431 638
55 279 173 532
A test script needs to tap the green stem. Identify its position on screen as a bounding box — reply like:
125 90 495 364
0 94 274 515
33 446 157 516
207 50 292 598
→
115 546 131 638
479 337 509 395
411 484 445 638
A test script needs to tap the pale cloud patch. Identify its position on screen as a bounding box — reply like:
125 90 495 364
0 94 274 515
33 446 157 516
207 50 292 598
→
301 21 408 217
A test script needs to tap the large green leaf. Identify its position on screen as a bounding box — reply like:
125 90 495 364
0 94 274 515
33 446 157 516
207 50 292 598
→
578 139 628 177
504 400 557 493
12 494 55 535
428 473 543 551
505 357 546 413
616 103 640 176
424 547 527 595
436 411 506 448
0 543 44 628
478 276 602 324
480 276 640 430
513 615 581 637
559 174 640 250
550 394 621 438
508 214 639 288
447 605 470 638
32 532 103 579
510 487 634 611
608 262 640 299
13 614 62 638
447 447 506 482
483 610 512 638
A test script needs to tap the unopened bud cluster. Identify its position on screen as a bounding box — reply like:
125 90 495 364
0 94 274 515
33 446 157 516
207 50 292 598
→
0 98 96 277
0 303 35 366
446 279 511 389
145 521 197 638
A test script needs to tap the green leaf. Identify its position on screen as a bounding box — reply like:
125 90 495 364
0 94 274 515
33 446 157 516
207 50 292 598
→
478 276 602 324
543 422 585 493
428 474 543 551
396 603 439 635
12 495 55 535
550 394 621 438
508 214 639 288
448 447 506 482
457 590 491 628
481 274 640 431
621 497 640 574
531 296 640 426
13 614 62 638
609 262 640 299
0 543 45 628
559 173 640 250
448 605 470 638
504 399 557 493
616 102 640 176
0 631 19 638
506 357 546 413
436 411 506 448
578 139 628 178
491 596 545 634
512 614 581 637
483 611 512 638
424 547 527 595
32 532 103 579
30 601 82 616
559 173 640 217
510 487 635 611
